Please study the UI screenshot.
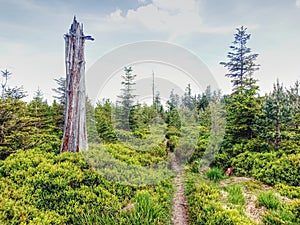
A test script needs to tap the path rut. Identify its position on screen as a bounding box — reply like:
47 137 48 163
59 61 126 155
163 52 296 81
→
170 152 188 225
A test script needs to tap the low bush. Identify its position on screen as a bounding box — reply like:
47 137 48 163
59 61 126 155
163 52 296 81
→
0 148 173 224
165 126 181 139
104 143 166 166
275 183 300 199
232 152 300 187
167 135 179 152
262 199 300 225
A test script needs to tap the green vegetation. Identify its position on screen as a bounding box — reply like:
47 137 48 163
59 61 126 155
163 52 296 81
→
1 25 300 224
262 207 299 225
258 191 280 210
0 149 173 224
185 172 256 225
206 167 224 182
227 184 245 206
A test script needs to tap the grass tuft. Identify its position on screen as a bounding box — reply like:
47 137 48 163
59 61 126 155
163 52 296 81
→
258 191 280 210
227 184 245 206
206 167 224 182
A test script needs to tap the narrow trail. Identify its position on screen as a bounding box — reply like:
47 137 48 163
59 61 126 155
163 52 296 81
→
170 152 188 225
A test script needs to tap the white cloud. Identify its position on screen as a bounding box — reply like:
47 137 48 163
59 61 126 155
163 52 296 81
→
106 0 233 41
297 0 300 8
152 0 198 12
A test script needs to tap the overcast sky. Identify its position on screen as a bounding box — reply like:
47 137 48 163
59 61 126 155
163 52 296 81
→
0 0 300 103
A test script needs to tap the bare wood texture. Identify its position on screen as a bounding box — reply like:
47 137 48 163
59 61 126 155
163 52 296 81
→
61 17 93 152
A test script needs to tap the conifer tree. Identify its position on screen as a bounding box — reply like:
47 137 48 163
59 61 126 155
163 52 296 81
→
182 84 194 110
86 98 100 143
221 26 261 142
166 90 181 129
220 26 260 94
27 89 61 152
95 99 117 143
52 77 66 105
153 91 165 120
117 67 137 130
52 77 66 134
259 80 294 148
287 81 300 130
0 71 34 158
28 89 52 132
0 98 34 159
1 69 11 100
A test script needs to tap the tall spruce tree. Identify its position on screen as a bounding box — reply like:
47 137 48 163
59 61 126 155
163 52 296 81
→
221 26 261 143
117 67 137 130
220 26 260 94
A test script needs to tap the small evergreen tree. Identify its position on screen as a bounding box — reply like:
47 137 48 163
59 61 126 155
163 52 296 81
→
28 89 52 132
182 84 194 110
153 91 165 119
52 77 66 105
117 67 137 130
26 89 61 153
95 99 117 143
86 98 101 143
0 98 35 159
259 80 294 148
287 81 300 130
52 77 66 133
166 90 181 130
1 69 12 100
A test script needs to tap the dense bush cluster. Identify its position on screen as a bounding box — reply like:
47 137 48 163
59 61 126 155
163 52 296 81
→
232 152 300 187
0 149 173 224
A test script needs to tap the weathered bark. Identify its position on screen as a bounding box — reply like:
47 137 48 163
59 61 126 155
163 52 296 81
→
61 17 93 152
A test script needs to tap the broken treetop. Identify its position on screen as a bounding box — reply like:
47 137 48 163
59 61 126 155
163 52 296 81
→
64 17 94 41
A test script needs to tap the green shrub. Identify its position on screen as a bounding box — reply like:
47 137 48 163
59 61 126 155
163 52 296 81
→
244 138 272 152
167 136 179 152
259 200 300 225
0 148 174 224
233 152 300 187
190 160 200 173
279 139 300 154
104 143 165 166
257 191 280 210
275 183 300 199
165 126 181 139
206 168 224 182
210 150 232 171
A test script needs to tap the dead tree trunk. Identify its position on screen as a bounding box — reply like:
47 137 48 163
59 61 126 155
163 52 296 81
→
61 17 93 153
